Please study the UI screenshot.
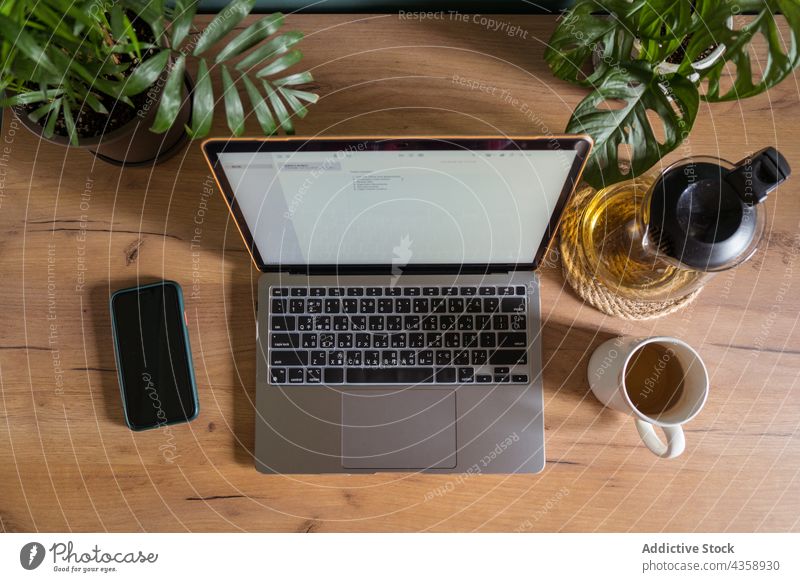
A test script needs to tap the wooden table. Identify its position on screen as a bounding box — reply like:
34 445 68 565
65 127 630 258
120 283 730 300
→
1 14 799 533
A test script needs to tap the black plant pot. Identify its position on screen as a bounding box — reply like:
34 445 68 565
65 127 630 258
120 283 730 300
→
16 73 193 167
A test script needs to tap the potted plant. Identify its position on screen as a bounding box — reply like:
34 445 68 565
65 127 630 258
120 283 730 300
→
545 0 800 188
0 0 318 165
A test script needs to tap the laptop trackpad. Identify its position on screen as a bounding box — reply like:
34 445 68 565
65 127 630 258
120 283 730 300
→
342 390 456 470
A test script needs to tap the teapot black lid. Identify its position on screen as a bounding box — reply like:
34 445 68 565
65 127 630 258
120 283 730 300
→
648 148 791 270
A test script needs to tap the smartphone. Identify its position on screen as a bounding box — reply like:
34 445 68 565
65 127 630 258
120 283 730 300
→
110 281 199 431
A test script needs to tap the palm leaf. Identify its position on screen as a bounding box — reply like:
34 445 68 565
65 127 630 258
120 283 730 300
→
193 0 256 57
256 50 303 78
221 65 245 136
263 81 293 133
171 0 198 48
189 58 214 138
151 54 186 133
115 49 170 97
238 32 303 71
215 12 284 64
242 75 276 134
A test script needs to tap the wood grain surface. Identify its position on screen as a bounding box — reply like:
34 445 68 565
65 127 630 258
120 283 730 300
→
1 14 799 533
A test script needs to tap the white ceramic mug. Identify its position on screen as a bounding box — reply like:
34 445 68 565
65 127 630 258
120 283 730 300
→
587 336 709 459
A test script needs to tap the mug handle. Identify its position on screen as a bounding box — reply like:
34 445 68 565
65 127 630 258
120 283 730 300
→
634 418 685 459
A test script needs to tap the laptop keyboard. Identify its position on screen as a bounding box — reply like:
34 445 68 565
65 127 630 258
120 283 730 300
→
267 285 531 385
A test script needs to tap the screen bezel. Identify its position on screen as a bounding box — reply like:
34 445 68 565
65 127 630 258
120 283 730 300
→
202 136 592 274
109 281 199 431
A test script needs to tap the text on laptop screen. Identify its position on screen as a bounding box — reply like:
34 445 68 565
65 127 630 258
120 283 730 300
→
217 148 577 266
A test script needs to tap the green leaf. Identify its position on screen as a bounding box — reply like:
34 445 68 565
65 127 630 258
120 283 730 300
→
235 31 303 71
215 12 283 64
221 65 245 136
256 50 303 78
193 0 256 57
0 88 61 106
280 87 318 104
242 74 276 135
190 58 214 138
27 100 59 123
120 0 166 42
43 98 62 139
697 0 800 101
278 87 312 118
566 63 699 188
264 81 293 133
171 0 198 48
110 4 124 40
0 14 58 74
151 54 186 133
544 2 626 88
116 50 170 96
272 71 314 86
62 100 78 146
84 93 108 115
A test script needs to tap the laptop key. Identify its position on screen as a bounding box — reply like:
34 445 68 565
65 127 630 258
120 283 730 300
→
500 297 526 312
309 287 326 296
442 287 458 296
510 314 527 331
444 333 460 348
271 333 300 349
272 298 287 314
422 316 438 331
325 299 341 313
409 333 425 348
463 332 478 348
307 299 322 314
329 351 344 366
413 298 429 313
489 350 527 365
466 298 482 313
422 287 439 296
346 351 362 366
399 350 416 365
288 369 304 383
351 316 367 331
377 299 393 313
460 287 477 296
387 316 402 331
384 286 402 296
471 350 488 365
342 299 358 314
360 298 376 313
404 315 421 330
512 375 529 383
366 287 382 296
328 287 344 296
396 298 411 313
479 286 495 295
364 351 381 366
493 315 509 330
476 374 492 383
290 288 307 297
333 316 349 331
272 288 289 296
418 350 434 365
302 334 318 348
347 288 364 296
457 317 474 331
298 316 313 331
448 298 464 312
431 298 448 313
382 351 398 366
306 368 322 383
271 351 309 366
337 333 353 348
498 286 514 296
314 315 331 331
453 351 470 365
289 299 305 313
458 367 475 382
373 334 389 348
269 368 286 383
515 286 526 295
310 351 326 366
324 368 344 384
356 333 371 348
435 368 456 383
483 298 499 312
498 332 527 348
390 333 407 348
480 332 496 348
403 287 421 296
270 316 295 331
436 350 451 365
347 368 433 384
320 333 335 349
369 316 385 331
439 315 455 330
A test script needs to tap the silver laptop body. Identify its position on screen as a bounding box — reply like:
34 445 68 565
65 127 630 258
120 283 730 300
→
202 136 591 474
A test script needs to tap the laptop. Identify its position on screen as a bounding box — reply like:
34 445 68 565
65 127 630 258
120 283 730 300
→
202 136 591 474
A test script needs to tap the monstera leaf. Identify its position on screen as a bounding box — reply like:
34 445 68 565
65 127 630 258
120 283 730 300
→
544 2 629 88
688 0 800 101
566 63 699 188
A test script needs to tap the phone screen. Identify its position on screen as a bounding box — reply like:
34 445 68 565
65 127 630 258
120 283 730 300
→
111 282 198 430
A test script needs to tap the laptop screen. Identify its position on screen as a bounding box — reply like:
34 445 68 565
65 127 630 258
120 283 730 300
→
208 138 589 271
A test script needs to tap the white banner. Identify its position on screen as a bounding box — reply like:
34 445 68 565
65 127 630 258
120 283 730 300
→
1 533 797 581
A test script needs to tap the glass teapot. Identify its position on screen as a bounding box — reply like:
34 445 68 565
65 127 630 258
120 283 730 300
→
580 147 791 302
